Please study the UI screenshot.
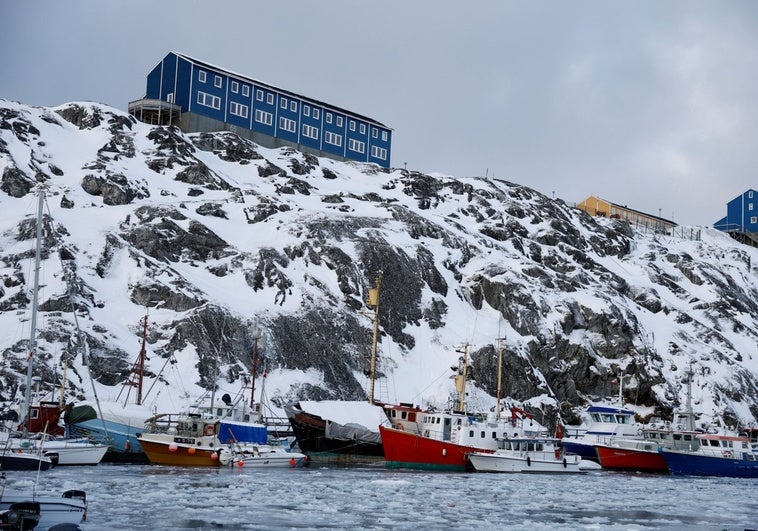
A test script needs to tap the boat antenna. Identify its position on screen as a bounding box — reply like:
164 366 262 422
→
366 273 382 404
250 333 259 409
454 342 469 412
20 188 45 437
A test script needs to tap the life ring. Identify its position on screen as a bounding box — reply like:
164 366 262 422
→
205 425 215 436
722 450 733 458
637 428 643 436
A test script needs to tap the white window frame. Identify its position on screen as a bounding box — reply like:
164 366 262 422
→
167 93 174 103
325 131 342 147
336 116 343 127
255 109 273 126
281 97 288 109
267 93 274 105
231 80 239 93
242 85 250 97
313 108 320 120
302 124 319 139
256 89 264 101
230 101 249 118
303 105 310 117
349 120 356 131
290 101 297 112
382 131 388 141
372 127 378 138
752 216 757 224
214 75 222 88
279 117 296 133
371 145 387 159
197 91 221 110
750 204 754 211
360 124 366 134
326 112 333 124
750 191 754 198
349 138 365 154
198 70 206 83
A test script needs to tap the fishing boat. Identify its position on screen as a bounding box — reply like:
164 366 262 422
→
286 275 422 465
595 373 701 472
0 434 53 471
380 341 545 471
137 413 233 467
659 432 758 478
0 474 87 529
559 402 643 463
467 437 584 473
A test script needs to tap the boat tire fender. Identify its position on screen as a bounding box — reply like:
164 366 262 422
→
563 458 567 468
526 456 531 467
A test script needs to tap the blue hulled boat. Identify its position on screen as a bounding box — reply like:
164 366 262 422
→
560 405 642 463
660 433 758 478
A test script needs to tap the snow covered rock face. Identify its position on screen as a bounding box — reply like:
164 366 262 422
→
0 100 756 429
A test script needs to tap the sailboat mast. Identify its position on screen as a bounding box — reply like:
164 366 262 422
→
136 315 148 406
367 274 382 404
495 337 503 420
22 189 45 436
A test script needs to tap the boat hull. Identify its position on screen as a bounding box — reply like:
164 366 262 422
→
468 452 583 473
138 437 227 467
661 450 758 478
287 408 384 466
0 453 52 471
379 426 490 471
559 440 601 463
596 445 667 472
0 492 86 529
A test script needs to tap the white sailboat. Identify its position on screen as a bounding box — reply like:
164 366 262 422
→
0 187 88 526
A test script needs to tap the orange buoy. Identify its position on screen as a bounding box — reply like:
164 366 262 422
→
168 443 178 453
237 460 244 468
210 452 219 461
289 458 296 467
188 447 196 455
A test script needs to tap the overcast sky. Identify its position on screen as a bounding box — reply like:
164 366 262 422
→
2 1 757 226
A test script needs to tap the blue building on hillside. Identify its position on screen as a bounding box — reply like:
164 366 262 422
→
714 189 758 234
128 52 392 168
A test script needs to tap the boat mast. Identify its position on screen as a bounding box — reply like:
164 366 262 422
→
136 315 148 406
455 343 469 412
21 188 45 437
250 335 259 409
683 369 695 431
366 274 382 404
495 337 504 420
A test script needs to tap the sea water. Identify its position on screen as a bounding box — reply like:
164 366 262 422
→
3 464 756 530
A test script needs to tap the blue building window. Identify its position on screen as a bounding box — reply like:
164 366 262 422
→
325 131 342 146
214 75 222 88
255 109 273 126
197 91 220 110
199 70 206 83
349 139 365 154
231 81 239 93
302 124 318 139
279 117 296 133
230 102 248 118
242 85 249 97
371 146 387 160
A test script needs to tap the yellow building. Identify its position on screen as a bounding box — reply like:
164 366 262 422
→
577 195 676 233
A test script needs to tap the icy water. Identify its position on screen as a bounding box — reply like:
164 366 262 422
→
3 464 757 530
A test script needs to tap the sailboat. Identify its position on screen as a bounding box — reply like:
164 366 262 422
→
285 274 421 465
379 339 545 471
0 188 88 527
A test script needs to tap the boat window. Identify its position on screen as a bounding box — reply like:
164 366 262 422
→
492 432 497 439
480 431 485 438
683 435 692 441
673 434 682 440
469 430 474 437
649 433 657 439
602 414 615 422
444 418 450 426
536 443 543 451
401 411 407 420
409 412 416 422
616 415 629 424
527 442 535 452
437 418 441 424
709 440 719 447
456 419 462 425
591 413 602 422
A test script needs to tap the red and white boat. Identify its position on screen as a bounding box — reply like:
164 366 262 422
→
380 343 544 471
137 413 233 467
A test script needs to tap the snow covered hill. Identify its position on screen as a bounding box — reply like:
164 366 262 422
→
1 99 756 430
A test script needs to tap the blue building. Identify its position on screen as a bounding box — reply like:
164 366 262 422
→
128 52 392 168
714 189 758 233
